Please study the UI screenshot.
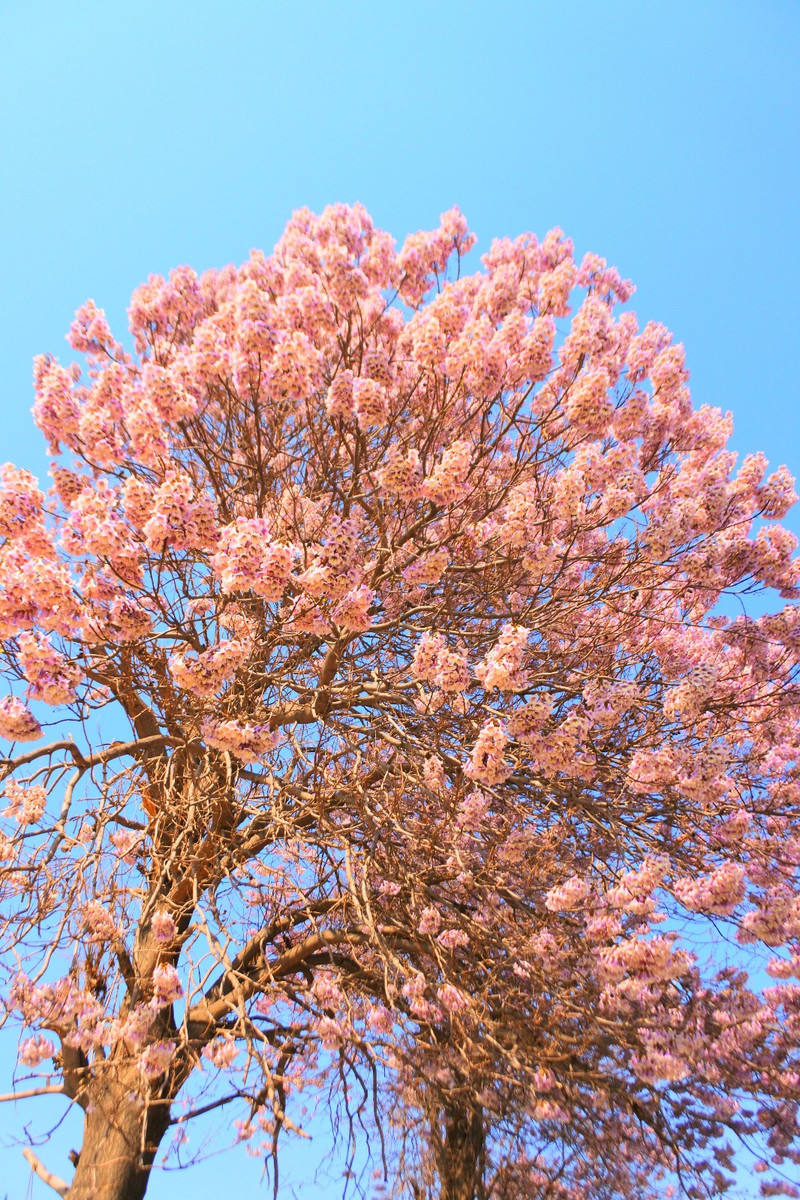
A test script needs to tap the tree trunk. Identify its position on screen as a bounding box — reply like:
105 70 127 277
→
435 1102 485 1200
67 1069 171 1200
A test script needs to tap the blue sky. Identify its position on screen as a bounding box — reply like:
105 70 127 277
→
1 1 799 1196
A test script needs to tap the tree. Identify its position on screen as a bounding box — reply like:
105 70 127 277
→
1 203 799 1200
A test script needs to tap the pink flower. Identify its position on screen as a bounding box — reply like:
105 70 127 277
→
376 447 423 501
3 779 47 824
169 638 249 698
464 722 511 786
352 378 388 431
456 790 490 831
142 471 217 553
151 963 183 1007
437 928 469 950
366 1005 394 1035
421 440 472 507
15 633 79 705
417 906 442 935
411 633 470 694
673 862 746 916
545 875 591 912
202 1038 239 1068
83 902 120 943
402 546 450 587
325 370 354 419
139 1040 176 1080
437 983 470 1013
19 1034 56 1066
201 717 281 763
331 585 375 632
150 911 178 943
476 624 531 692
0 696 42 742
211 519 293 601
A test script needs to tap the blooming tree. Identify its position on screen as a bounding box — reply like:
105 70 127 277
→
1 204 800 1200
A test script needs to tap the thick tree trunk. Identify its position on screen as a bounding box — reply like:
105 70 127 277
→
66 1069 171 1200
435 1102 485 1200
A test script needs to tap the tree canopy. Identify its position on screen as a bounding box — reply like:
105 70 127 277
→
1 204 799 1200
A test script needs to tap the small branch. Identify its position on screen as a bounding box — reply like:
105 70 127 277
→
0 1085 65 1103
1 740 87 773
22 1147 69 1197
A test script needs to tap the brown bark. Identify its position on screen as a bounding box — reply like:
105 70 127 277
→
66 1068 172 1200
434 1102 485 1200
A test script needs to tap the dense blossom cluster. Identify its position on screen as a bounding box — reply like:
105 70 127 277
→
0 204 798 1200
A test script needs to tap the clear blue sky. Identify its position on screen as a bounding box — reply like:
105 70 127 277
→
1 2 798 1196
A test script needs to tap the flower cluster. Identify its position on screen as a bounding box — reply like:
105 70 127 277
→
475 624 531 691
0 696 41 742
3 779 47 824
16 631 79 705
169 638 249 698
139 1040 176 1081
201 717 280 763
411 633 470 693
545 875 592 912
672 861 747 916
421 440 473 507
151 963 184 1007
464 721 511 786
142 472 217 553
211 518 293 601
150 910 178 942
331 585 375 632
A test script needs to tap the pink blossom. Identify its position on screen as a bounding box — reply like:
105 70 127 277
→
211 519 293 601
3 779 47 824
202 717 280 763
437 983 470 1013
0 696 42 742
331 585 375 632
352 378 388 431
325 370 354 419
562 368 614 436
203 1038 239 1068
437 928 469 950
476 624 531 691
545 875 592 913
139 1040 176 1080
506 694 555 741
464 722 511 786
411 633 470 693
421 440 472 507
418 906 442 935
169 638 249 698
109 828 142 864
366 1005 394 1035
376 447 424 501
151 963 184 1007
83 902 120 943
422 756 447 794
456 790 491 830
19 1034 56 1066
150 911 178 943
142 471 217 553
673 861 746 916
402 546 450 586
15 632 78 706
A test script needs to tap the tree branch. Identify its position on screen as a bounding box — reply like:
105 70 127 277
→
22 1147 69 1197
0 1086 65 1103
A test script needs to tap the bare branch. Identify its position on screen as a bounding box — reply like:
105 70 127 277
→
0 1085 66 1102
22 1147 69 1197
